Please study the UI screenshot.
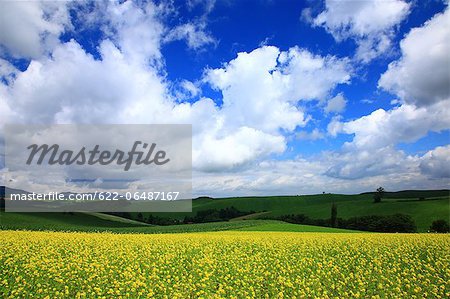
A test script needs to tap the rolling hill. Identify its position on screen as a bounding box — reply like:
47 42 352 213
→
0 212 354 233
1 189 448 232
140 190 449 232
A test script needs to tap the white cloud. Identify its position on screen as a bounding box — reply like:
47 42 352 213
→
361 98 375 104
0 1 70 59
327 115 343 137
187 0 216 14
0 58 18 84
193 127 286 172
193 154 449 197
198 46 349 170
165 22 217 50
6 39 167 125
324 146 417 180
104 0 166 65
306 0 410 62
0 81 12 127
339 101 450 150
277 47 351 101
320 5 450 181
390 99 401 106
420 145 450 178
296 128 325 141
1 8 350 176
174 79 201 100
0 0 352 175
325 100 450 179
165 0 217 50
1 1 447 196
1 2 350 176
205 46 350 133
379 7 450 107
324 93 346 114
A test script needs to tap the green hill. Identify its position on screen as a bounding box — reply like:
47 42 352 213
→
141 190 449 232
0 212 352 234
1 190 448 233
0 212 144 232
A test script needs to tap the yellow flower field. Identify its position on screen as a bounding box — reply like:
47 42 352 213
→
1 231 449 298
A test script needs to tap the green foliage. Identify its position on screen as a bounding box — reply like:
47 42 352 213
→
373 187 385 203
183 206 250 223
429 219 450 233
362 189 449 199
331 203 338 227
277 213 417 233
373 194 382 203
342 214 417 233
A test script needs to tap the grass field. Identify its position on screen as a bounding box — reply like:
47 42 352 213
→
1 230 448 298
1 190 448 233
0 212 143 232
0 211 353 234
236 222 359 233
139 191 449 232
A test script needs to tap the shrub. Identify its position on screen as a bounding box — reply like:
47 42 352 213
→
278 213 417 233
429 220 450 233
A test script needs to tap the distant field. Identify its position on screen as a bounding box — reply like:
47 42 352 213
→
0 211 349 233
0 212 143 232
1 190 448 232
141 191 449 232
83 212 152 226
236 222 359 233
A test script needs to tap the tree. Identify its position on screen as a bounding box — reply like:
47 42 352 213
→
342 214 416 233
373 187 385 203
137 212 143 222
331 203 338 227
429 220 450 233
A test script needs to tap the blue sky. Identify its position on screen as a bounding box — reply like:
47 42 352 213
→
0 0 449 196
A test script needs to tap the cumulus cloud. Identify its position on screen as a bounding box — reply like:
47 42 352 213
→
324 93 346 114
379 7 450 107
193 127 286 172
324 146 417 180
420 145 450 178
0 0 350 175
327 115 343 137
323 8 450 181
205 46 350 133
0 1 70 59
193 154 449 197
1 0 447 196
103 0 167 65
196 45 350 170
325 100 450 179
338 101 450 150
305 0 410 62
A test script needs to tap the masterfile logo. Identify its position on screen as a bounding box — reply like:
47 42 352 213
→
4 124 192 212
26 141 170 171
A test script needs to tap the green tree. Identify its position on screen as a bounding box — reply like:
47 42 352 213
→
429 220 450 233
137 212 143 222
373 187 385 203
331 203 338 227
